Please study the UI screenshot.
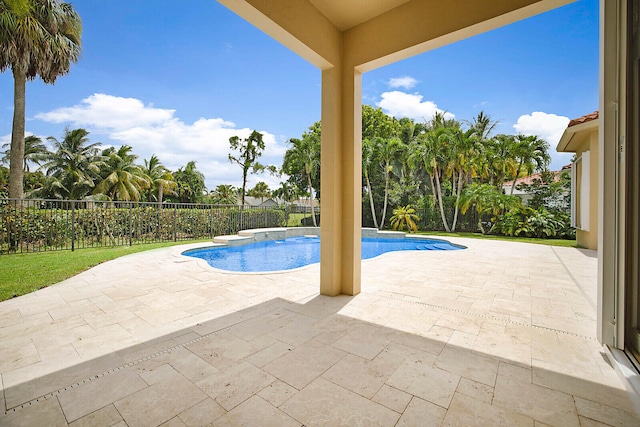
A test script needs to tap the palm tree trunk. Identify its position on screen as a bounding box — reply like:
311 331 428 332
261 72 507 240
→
8 70 26 200
434 168 450 232
510 160 523 195
451 170 465 232
158 186 164 204
307 173 317 227
428 174 437 205
365 171 379 229
380 170 390 229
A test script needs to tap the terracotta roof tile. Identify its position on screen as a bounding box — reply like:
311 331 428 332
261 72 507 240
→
503 170 564 187
568 111 599 127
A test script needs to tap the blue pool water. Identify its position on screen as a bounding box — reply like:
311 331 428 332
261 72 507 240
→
183 236 464 272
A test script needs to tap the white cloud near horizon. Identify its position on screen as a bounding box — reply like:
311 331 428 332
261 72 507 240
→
513 111 572 171
376 91 454 123
388 76 418 90
35 94 286 191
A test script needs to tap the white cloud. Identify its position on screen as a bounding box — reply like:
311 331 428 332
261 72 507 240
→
35 93 287 190
377 91 454 123
388 76 418 90
513 111 572 170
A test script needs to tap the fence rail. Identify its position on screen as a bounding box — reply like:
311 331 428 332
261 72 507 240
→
0 199 286 255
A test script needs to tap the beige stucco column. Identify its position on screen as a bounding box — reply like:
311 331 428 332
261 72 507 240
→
320 63 362 296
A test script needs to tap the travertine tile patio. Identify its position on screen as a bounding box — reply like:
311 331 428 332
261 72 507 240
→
1 237 638 426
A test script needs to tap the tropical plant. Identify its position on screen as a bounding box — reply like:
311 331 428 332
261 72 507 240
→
362 137 379 228
142 154 176 203
509 134 551 195
282 124 320 226
390 204 420 232
247 181 271 205
272 181 298 205
210 184 238 205
39 128 103 199
94 145 148 201
457 183 505 234
2 135 48 172
377 136 402 229
1 0 82 199
172 161 206 203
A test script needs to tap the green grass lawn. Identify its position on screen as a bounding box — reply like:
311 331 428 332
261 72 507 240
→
414 230 578 248
0 239 210 302
0 231 577 303
286 213 311 227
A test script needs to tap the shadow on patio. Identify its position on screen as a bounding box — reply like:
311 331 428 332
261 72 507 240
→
2 286 639 426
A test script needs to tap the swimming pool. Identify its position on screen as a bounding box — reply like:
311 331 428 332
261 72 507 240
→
183 236 464 272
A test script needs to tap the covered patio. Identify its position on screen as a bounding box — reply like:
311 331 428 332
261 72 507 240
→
1 238 638 425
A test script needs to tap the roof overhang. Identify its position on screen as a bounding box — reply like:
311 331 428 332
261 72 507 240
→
217 0 575 71
557 118 599 153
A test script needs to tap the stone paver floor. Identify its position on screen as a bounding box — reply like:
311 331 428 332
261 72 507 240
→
1 237 639 426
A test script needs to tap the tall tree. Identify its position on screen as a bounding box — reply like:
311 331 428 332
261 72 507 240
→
273 180 298 204
377 136 402 229
142 154 176 203
362 137 379 229
210 184 237 205
228 131 271 206
248 181 271 205
40 128 102 199
94 145 148 201
2 134 48 172
282 124 321 226
510 134 551 195
173 161 206 203
1 0 82 199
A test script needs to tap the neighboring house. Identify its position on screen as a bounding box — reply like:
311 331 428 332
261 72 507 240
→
239 196 280 207
556 111 599 250
502 168 569 206
290 198 318 212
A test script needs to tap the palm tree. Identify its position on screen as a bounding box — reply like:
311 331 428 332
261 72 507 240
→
362 137 379 229
173 161 206 203
510 134 551 195
94 145 148 201
377 136 402 229
484 134 518 188
1 0 82 199
272 181 297 205
282 131 320 226
210 184 238 205
248 181 271 205
408 128 451 232
40 128 102 199
142 154 176 203
390 204 420 232
2 135 48 172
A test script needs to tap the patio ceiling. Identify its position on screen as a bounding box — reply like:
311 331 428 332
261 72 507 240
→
218 0 575 71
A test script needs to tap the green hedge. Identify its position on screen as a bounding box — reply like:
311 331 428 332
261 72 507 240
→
0 201 285 254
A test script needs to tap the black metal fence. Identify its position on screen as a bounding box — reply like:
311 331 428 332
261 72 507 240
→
0 199 286 255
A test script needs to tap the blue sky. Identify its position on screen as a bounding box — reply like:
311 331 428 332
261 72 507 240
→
0 0 599 191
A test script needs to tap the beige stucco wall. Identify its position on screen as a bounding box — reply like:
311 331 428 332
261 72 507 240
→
573 128 599 250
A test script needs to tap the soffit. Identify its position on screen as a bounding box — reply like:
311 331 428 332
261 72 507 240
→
308 0 410 31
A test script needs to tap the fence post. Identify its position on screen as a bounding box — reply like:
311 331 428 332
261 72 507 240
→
129 202 133 247
71 200 76 252
209 206 213 240
173 204 177 242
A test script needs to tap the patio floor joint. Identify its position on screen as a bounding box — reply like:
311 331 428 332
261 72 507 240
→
371 291 596 340
2 307 278 415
